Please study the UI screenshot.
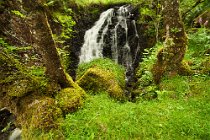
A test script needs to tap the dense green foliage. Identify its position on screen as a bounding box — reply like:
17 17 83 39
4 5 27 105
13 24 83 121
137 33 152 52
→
53 11 75 41
185 28 210 71
181 0 210 24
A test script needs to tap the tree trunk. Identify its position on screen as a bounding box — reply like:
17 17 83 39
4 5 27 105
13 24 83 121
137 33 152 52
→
27 1 71 88
152 0 189 84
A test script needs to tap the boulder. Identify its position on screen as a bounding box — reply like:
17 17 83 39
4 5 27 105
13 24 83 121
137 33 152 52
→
56 87 86 114
77 67 125 100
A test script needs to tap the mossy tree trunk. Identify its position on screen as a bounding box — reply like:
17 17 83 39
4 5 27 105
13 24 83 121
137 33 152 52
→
152 0 189 84
0 0 86 135
25 0 71 88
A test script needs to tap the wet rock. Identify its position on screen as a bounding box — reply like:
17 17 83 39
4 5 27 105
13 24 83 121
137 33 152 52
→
9 128 22 140
0 108 16 140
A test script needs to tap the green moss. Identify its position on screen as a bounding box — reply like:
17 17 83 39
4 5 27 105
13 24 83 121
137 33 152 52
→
77 58 125 88
77 67 125 100
0 50 41 97
7 79 37 97
201 57 210 74
24 97 63 131
55 73 86 114
178 61 194 76
56 88 85 114
107 84 125 100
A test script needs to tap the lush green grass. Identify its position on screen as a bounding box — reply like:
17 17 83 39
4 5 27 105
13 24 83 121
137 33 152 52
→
63 74 210 139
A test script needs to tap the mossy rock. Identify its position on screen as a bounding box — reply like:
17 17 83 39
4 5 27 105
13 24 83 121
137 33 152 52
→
77 67 125 100
26 97 63 131
77 58 125 87
7 79 36 97
0 51 39 97
56 88 86 114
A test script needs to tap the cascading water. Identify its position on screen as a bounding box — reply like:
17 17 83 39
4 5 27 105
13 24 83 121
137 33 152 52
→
79 5 141 90
79 8 114 63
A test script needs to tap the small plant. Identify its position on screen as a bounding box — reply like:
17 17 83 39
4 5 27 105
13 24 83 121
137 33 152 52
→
136 42 163 87
188 28 210 54
0 38 14 51
53 11 76 41
185 28 210 71
11 10 26 18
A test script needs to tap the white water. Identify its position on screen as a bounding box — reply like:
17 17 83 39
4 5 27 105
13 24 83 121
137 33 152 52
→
9 128 22 140
79 8 114 63
79 5 138 69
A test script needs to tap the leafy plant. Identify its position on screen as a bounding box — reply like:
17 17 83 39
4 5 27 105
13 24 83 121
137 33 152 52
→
188 28 210 53
136 42 163 87
138 1 162 40
53 11 76 41
185 28 210 70
11 10 26 18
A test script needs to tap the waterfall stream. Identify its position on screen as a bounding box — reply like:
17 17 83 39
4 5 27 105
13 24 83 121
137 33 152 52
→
79 5 140 88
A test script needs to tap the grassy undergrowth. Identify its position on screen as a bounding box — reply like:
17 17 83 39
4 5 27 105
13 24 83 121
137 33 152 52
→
63 81 210 139
63 28 210 139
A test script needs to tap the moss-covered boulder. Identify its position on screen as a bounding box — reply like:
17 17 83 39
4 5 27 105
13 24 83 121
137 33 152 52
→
77 67 125 100
7 79 37 97
19 96 63 131
77 58 125 87
56 88 86 114
0 50 39 97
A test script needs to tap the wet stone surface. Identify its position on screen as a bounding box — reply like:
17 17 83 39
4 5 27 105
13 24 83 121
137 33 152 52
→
0 108 16 140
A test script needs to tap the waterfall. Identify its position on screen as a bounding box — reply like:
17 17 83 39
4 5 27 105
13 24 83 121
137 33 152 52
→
79 8 114 63
79 5 140 88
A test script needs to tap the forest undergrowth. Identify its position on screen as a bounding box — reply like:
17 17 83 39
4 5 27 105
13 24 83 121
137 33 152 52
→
62 28 210 139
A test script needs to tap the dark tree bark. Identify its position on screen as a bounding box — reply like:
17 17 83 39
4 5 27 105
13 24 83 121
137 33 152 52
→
26 0 72 88
152 0 190 84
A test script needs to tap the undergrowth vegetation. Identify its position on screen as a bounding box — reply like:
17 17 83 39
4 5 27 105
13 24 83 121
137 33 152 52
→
185 28 210 72
63 89 210 139
62 27 210 139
